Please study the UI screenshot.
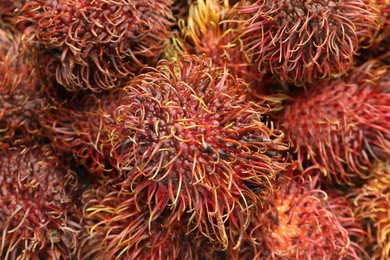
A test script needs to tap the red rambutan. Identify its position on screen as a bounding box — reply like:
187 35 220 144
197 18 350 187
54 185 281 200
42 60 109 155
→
229 168 368 259
348 162 390 259
0 25 44 146
78 178 209 259
0 144 81 259
110 54 289 248
39 88 124 176
232 0 380 85
18 0 174 91
275 60 390 185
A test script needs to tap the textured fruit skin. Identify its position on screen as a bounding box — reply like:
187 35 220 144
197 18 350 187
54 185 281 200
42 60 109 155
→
233 0 380 86
39 88 123 176
349 162 390 260
276 60 390 185
19 0 174 91
0 144 81 259
111 55 289 249
229 168 367 259
78 178 205 260
0 25 43 146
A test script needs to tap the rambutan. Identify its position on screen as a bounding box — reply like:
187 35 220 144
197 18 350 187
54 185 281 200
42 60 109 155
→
233 0 380 85
172 0 258 82
78 177 210 259
275 60 390 185
110 54 289 248
229 168 368 259
348 162 390 259
0 25 44 146
39 88 124 176
0 144 81 259
18 0 174 91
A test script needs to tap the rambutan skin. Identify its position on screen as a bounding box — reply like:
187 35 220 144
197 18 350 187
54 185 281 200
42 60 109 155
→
348 162 390 259
110 55 289 248
233 0 380 85
229 168 368 259
39 88 124 176
275 60 390 185
0 25 44 146
0 144 81 259
18 0 174 91
78 178 205 260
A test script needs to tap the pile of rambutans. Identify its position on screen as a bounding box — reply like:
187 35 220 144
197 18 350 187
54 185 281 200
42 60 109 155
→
0 0 388 259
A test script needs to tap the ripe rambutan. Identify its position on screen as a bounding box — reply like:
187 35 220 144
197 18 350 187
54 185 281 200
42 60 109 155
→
111 54 289 248
78 177 211 259
172 0 258 83
348 162 390 259
228 168 368 259
18 0 174 92
0 144 81 259
39 88 124 176
275 60 390 185
0 25 44 146
232 0 380 85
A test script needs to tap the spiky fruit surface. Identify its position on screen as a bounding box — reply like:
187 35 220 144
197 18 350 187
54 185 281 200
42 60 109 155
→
79 178 208 259
40 88 124 176
111 55 289 248
233 0 380 85
19 0 174 92
173 0 258 83
276 60 390 185
0 26 44 146
229 169 367 259
0 144 81 259
349 162 390 259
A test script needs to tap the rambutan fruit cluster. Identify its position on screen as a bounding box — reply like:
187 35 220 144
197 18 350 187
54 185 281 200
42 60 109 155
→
232 0 380 86
111 54 289 248
0 144 81 259
18 0 175 92
229 168 367 259
0 25 44 146
348 162 390 259
275 60 390 185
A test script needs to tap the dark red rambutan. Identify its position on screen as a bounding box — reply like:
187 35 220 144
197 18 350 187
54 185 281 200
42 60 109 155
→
172 0 259 83
110 54 289 248
275 60 390 185
18 0 174 92
0 144 81 259
39 88 124 176
348 162 390 259
232 0 380 86
78 178 211 259
0 26 44 146
228 168 368 259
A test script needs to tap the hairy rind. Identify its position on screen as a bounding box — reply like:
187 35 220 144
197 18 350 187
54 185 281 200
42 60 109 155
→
0 144 81 259
277 60 390 185
348 162 390 260
18 0 174 91
111 55 289 249
232 0 380 86
228 168 368 259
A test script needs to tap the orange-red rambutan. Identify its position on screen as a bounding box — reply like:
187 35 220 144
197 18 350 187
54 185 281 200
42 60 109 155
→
0 144 81 259
19 0 174 92
78 178 209 259
348 162 390 259
275 60 390 185
110 54 289 248
229 169 367 259
39 88 124 176
233 0 380 85
0 25 44 146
